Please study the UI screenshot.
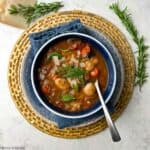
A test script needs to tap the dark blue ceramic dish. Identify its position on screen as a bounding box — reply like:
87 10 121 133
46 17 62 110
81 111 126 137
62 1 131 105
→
30 33 117 119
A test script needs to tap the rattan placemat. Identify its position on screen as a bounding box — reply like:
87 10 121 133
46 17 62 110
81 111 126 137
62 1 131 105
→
8 10 135 138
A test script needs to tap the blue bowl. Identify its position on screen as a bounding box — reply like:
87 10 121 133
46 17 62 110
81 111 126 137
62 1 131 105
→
31 32 117 119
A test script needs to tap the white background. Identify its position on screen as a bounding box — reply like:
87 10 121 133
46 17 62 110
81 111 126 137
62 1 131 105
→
0 0 150 150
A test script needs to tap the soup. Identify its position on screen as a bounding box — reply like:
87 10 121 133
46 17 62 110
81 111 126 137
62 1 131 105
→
37 38 108 112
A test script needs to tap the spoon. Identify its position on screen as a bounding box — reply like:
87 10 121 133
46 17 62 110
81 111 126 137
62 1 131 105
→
95 80 121 142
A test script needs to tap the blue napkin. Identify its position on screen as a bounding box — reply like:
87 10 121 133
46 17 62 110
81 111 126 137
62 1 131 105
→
29 19 113 128
29 19 86 54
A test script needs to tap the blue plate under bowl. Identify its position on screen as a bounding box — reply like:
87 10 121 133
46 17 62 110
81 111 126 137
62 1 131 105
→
31 33 117 119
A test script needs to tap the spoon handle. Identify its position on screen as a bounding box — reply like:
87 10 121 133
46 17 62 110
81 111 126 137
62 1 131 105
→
95 80 121 142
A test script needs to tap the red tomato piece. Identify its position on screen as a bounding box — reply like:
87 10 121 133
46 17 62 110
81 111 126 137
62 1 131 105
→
90 67 99 77
81 44 90 56
41 85 50 94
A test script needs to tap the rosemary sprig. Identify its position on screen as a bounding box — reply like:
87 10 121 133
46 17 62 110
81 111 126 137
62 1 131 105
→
8 2 63 23
109 3 149 90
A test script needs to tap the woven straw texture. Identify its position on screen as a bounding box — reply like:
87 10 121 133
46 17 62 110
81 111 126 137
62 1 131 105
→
8 10 135 138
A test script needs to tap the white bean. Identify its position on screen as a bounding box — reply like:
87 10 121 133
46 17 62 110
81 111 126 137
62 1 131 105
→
83 82 96 96
55 78 69 90
39 73 45 80
85 60 94 71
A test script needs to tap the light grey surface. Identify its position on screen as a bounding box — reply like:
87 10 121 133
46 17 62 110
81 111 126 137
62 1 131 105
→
0 0 150 150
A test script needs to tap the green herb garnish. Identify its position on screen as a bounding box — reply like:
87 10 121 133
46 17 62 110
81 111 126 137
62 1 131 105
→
59 66 85 87
110 3 149 90
61 49 70 52
47 52 62 60
8 2 63 24
78 75 85 86
63 66 85 78
59 66 71 74
72 84 79 92
61 94 76 102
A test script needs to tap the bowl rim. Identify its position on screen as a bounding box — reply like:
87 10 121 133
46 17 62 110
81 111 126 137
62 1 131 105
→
31 32 117 119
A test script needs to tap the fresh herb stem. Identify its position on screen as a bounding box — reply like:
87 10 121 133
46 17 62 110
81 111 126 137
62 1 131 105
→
8 2 63 24
109 3 149 90
47 52 62 60
61 94 76 102
59 66 85 79
73 84 79 92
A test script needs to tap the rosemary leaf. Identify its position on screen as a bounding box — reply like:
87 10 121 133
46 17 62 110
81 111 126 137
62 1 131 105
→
109 3 149 90
8 2 63 24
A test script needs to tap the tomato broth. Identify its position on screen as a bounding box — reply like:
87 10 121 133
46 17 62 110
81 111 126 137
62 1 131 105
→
37 38 108 112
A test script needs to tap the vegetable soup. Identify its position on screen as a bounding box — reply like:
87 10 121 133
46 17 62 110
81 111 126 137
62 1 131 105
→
37 38 108 112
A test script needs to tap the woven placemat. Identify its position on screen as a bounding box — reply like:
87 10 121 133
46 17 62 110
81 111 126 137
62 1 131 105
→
8 10 135 138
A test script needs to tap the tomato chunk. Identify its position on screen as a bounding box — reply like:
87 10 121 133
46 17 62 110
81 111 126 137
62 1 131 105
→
81 44 91 56
41 85 50 94
90 67 99 77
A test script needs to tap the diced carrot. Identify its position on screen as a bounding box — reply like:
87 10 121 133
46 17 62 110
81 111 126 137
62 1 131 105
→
41 85 49 94
51 74 59 80
90 67 99 77
81 44 90 56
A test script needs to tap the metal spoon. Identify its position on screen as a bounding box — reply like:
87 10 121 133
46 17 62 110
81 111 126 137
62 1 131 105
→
95 80 121 142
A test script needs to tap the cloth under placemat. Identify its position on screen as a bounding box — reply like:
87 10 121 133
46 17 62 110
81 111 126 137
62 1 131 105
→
28 19 113 128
